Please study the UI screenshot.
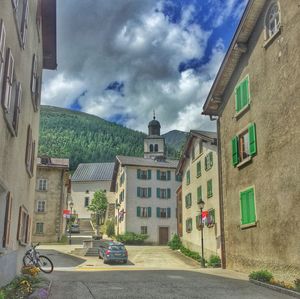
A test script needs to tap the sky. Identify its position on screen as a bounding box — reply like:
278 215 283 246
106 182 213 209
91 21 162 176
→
42 0 248 134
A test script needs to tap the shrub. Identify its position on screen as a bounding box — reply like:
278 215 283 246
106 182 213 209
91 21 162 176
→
249 270 273 283
106 220 115 237
116 232 148 245
294 278 300 292
168 234 182 250
179 245 205 264
208 255 221 268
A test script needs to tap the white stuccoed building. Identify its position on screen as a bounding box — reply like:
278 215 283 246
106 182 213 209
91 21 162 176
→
111 116 181 244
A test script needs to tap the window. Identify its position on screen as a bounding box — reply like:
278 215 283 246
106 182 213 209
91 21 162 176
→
84 197 89 207
0 19 6 91
137 169 151 180
205 152 213 171
157 170 171 181
150 144 154 152
30 54 41 111
196 161 201 177
157 188 171 199
2 192 12 248
141 226 147 235
137 187 151 198
37 179 47 191
232 123 257 167
207 179 213 198
119 190 125 202
137 207 151 218
206 209 215 227
186 170 190 185
192 146 195 160
197 186 202 204
12 0 29 48
199 140 203 155
186 218 192 233
154 144 158 152
240 187 256 226
17 206 31 244
156 207 171 218
185 193 192 208
120 172 125 186
175 174 182 182
235 76 250 113
25 125 36 177
37 200 45 212
36 222 44 234
265 2 280 41
196 215 202 230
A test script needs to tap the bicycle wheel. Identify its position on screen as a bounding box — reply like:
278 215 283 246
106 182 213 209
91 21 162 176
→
37 255 54 273
23 253 34 266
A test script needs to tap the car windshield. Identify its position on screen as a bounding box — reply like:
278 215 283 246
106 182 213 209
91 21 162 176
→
72 224 79 227
109 245 125 251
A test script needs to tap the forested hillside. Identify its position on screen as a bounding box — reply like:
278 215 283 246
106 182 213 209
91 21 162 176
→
39 106 180 170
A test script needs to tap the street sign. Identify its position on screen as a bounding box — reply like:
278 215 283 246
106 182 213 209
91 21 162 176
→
63 209 71 216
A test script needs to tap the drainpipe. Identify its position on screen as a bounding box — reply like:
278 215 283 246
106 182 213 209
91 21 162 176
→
217 118 226 269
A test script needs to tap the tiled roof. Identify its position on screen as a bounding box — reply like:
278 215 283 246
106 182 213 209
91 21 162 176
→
190 130 217 140
37 157 69 168
71 163 114 182
116 155 179 169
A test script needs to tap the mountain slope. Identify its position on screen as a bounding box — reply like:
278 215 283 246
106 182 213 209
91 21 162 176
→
163 130 188 150
39 106 179 170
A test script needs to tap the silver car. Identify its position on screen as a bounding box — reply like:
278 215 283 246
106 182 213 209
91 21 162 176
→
69 224 80 233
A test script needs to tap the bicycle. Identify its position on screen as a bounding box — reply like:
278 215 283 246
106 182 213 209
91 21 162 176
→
23 243 54 273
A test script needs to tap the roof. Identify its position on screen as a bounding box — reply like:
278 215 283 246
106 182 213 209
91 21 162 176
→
110 155 179 192
202 0 267 116
37 157 69 169
176 130 217 174
72 163 115 182
42 0 57 69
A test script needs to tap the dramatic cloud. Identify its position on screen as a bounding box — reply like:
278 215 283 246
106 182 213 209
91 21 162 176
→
42 0 246 133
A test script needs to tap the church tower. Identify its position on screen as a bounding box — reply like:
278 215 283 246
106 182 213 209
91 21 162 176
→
144 113 165 159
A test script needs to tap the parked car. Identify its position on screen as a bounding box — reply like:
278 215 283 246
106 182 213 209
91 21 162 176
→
98 240 128 264
68 224 80 233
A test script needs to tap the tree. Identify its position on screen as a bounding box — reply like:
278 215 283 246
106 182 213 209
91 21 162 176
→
88 190 108 213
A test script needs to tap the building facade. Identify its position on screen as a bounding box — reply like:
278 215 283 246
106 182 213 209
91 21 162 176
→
111 117 181 244
32 157 69 243
71 163 115 220
177 131 221 258
202 0 300 281
0 0 56 286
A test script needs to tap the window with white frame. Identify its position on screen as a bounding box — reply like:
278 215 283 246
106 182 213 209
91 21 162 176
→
37 200 45 212
265 2 280 40
38 179 47 191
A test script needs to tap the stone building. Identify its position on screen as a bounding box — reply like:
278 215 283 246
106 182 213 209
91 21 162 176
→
0 0 56 286
202 0 300 281
176 131 221 258
31 157 69 243
110 117 181 244
71 163 115 221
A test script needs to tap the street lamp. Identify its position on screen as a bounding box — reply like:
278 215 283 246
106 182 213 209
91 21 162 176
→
68 200 74 245
198 200 205 268
116 202 121 236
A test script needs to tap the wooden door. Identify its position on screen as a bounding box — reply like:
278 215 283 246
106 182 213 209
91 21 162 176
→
159 227 169 245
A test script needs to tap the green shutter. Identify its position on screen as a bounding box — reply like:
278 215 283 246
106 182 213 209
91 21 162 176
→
148 169 152 180
197 161 201 177
176 174 182 182
242 77 249 108
157 188 160 198
137 187 141 197
248 188 256 223
167 207 171 218
209 152 213 167
240 191 248 224
137 206 141 217
148 207 152 217
235 83 242 112
232 136 239 166
157 170 160 180
248 123 257 156
167 170 171 180
148 187 151 198
156 207 160 218
167 188 171 199
137 169 141 179
207 180 213 198
186 170 190 185
197 186 202 203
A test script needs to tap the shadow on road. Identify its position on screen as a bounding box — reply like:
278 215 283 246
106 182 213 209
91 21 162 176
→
38 249 86 268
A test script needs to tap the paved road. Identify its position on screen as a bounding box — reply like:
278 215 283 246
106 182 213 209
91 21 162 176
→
46 270 294 299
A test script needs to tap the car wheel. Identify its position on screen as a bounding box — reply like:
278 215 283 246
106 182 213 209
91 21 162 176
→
103 259 108 264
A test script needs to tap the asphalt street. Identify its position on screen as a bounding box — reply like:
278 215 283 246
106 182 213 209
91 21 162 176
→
46 270 294 299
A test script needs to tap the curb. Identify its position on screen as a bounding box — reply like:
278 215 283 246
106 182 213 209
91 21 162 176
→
249 279 300 298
